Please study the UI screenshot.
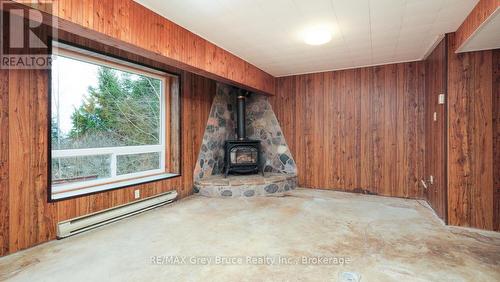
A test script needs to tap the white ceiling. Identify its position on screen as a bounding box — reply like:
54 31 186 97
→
135 0 479 77
458 7 500 53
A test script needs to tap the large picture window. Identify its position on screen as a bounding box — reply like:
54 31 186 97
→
50 42 180 200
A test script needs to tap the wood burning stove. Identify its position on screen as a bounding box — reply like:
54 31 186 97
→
224 93 263 177
224 140 262 177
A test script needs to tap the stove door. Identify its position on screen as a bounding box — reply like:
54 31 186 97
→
230 146 258 165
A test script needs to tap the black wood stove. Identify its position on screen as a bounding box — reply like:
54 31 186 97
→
224 93 263 177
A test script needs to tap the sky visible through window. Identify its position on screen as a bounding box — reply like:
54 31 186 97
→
52 55 98 134
52 55 143 136
51 52 165 195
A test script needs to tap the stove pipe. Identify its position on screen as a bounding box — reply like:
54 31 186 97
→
236 94 247 140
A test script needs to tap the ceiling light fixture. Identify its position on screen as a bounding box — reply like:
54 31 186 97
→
303 28 332 45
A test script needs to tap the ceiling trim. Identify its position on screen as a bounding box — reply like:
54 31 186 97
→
275 58 422 78
134 0 479 78
422 34 446 60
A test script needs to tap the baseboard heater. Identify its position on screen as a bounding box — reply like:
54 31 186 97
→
57 191 177 238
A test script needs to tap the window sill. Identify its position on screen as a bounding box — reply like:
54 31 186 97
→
50 173 180 201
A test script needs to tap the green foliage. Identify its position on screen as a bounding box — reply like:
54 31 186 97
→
51 65 163 183
51 117 60 143
69 67 161 147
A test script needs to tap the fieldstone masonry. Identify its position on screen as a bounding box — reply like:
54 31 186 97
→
195 173 298 198
193 84 236 181
193 83 297 197
245 93 296 174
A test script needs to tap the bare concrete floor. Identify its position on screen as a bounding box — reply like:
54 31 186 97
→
1 189 499 282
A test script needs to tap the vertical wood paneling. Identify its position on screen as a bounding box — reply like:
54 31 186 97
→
447 34 495 230
311 73 324 188
8 69 30 251
383 65 397 196
493 49 500 231
181 73 217 197
0 69 9 255
404 63 426 199
272 61 426 199
0 47 216 257
13 0 274 94
295 76 307 186
424 38 448 222
360 68 374 191
345 69 361 190
303 74 315 187
337 71 346 189
371 66 385 195
395 65 405 195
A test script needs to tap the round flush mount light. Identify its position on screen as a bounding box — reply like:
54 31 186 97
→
303 28 332 45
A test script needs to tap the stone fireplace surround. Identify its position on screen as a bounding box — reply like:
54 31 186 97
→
193 83 297 197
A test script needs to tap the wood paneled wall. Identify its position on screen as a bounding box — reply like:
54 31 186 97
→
0 69 9 257
9 0 274 95
272 62 426 199
447 33 496 230
1 2 499 258
0 34 216 256
455 0 500 52
494 50 500 231
424 38 448 222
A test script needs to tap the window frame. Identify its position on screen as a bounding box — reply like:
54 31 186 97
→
49 41 179 201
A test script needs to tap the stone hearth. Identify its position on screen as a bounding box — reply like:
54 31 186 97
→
193 83 298 197
194 173 297 197
193 83 297 181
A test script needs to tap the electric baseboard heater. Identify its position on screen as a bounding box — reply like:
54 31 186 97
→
57 191 177 238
